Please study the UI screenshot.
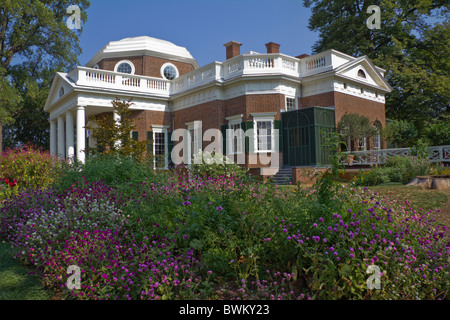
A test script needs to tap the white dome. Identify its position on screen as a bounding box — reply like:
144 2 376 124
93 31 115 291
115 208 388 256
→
86 36 198 68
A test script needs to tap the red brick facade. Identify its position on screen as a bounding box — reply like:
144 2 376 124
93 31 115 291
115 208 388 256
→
98 56 195 78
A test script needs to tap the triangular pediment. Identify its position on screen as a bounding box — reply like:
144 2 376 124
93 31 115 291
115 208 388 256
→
44 73 75 111
335 56 392 92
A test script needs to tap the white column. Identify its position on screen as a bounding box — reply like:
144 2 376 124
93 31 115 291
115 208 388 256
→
66 111 75 162
57 116 65 159
113 109 121 148
50 120 57 156
76 106 86 163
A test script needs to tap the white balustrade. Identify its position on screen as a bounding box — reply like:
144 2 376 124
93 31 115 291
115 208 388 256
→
73 67 170 96
71 52 336 96
341 146 450 165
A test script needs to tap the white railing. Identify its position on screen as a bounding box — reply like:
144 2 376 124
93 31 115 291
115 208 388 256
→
171 62 221 95
70 67 171 96
69 51 335 97
342 145 450 165
300 54 333 76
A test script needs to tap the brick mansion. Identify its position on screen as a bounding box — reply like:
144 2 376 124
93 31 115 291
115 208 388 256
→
44 36 392 178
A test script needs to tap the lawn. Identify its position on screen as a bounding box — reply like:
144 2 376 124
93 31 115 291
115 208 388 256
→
0 242 53 300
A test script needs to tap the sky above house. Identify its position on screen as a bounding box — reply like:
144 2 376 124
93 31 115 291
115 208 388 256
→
77 0 318 67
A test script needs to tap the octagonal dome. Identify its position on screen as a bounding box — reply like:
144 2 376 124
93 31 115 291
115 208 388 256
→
86 36 198 68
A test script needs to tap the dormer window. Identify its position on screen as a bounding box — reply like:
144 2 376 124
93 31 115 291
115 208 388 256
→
115 60 135 74
357 69 366 78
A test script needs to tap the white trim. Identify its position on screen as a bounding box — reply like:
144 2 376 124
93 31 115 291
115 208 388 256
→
252 113 275 153
251 112 277 118
161 62 179 80
152 128 169 169
227 116 244 155
225 114 243 122
285 96 297 111
114 60 135 75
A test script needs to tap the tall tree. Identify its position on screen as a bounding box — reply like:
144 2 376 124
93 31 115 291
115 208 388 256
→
0 0 90 152
303 0 449 134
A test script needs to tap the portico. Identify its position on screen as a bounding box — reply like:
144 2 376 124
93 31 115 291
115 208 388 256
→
48 105 86 162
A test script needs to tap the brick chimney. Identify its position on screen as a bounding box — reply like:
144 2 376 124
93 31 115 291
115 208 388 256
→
224 41 242 60
265 42 280 54
296 54 310 59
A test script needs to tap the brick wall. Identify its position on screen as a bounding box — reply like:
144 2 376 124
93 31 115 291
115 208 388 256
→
91 110 171 143
172 94 284 168
292 167 327 185
98 55 195 78
301 92 335 109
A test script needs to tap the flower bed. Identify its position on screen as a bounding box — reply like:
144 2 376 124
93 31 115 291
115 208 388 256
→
0 164 448 300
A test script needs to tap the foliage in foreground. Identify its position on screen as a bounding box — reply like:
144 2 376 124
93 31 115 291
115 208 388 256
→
0 159 448 300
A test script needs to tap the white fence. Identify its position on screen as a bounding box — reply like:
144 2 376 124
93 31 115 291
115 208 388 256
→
342 145 450 165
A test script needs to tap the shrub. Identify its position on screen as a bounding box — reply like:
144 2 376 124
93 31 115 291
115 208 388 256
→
352 155 433 186
0 177 19 201
0 145 62 191
53 153 164 193
191 151 249 180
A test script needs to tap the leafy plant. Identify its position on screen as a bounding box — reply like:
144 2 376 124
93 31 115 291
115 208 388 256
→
337 114 376 151
383 120 418 148
0 144 62 191
86 98 147 161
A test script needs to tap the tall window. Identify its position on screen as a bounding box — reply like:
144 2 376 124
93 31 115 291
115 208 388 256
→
358 137 367 151
188 129 194 162
286 97 296 111
154 132 166 168
256 120 273 152
229 122 243 154
373 122 381 150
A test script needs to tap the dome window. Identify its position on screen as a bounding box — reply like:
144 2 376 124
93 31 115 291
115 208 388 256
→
161 63 178 80
115 60 135 74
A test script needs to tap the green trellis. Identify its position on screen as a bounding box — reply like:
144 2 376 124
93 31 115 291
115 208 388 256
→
282 107 335 166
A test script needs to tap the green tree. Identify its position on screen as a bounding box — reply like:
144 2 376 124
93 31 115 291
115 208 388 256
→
383 119 418 148
424 115 450 146
337 113 376 151
0 0 90 151
302 0 449 134
87 98 147 161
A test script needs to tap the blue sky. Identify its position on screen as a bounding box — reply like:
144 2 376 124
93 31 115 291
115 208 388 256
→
77 0 318 67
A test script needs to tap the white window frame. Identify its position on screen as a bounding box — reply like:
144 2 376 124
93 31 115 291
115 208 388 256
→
251 112 276 153
185 121 202 164
285 96 297 111
226 114 244 155
151 125 169 169
373 123 381 150
160 62 179 80
358 137 367 151
114 60 135 75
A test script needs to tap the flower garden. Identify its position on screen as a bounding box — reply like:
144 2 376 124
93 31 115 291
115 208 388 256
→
0 146 449 300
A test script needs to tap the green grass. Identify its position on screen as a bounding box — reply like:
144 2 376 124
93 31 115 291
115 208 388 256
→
367 184 449 211
0 242 53 300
